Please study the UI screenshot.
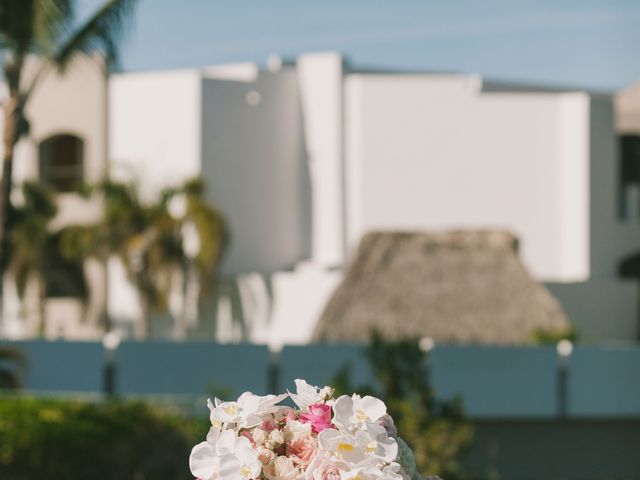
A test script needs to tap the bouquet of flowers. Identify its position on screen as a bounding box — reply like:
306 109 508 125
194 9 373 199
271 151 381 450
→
190 379 439 480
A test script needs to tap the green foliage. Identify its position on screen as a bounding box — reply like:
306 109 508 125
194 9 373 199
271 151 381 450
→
60 177 226 337
531 326 578 345
0 396 207 479
207 380 235 401
6 182 57 299
332 333 474 480
0 1 136 75
0 346 25 390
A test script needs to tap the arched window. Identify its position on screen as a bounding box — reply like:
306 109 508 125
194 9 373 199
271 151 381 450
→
39 134 84 192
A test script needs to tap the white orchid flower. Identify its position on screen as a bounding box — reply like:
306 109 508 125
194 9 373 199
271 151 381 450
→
289 379 327 411
189 427 229 480
190 428 261 480
212 392 288 428
355 424 398 464
339 465 386 480
208 398 225 428
381 462 406 480
218 435 262 480
318 428 366 465
332 395 387 432
344 466 404 480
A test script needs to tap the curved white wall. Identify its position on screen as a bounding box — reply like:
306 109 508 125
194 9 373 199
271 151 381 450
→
201 70 311 275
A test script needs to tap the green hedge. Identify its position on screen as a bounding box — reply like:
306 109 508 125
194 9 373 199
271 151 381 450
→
0 395 207 479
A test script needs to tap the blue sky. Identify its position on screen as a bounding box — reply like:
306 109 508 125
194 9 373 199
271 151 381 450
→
80 0 640 91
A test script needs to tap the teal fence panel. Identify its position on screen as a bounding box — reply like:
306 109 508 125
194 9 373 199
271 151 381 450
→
2 340 103 392
431 345 558 417
569 345 640 416
279 344 377 393
116 341 270 397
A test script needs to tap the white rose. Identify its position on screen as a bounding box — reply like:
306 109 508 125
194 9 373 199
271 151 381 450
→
266 429 285 449
284 420 312 443
264 455 301 480
270 429 285 444
258 447 276 465
253 428 268 445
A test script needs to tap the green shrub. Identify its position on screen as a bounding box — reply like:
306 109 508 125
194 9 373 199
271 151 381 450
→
0 395 207 479
332 333 474 480
0 346 25 389
531 326 578 344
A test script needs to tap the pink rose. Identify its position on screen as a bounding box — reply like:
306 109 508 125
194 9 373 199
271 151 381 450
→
261 419 278 432
304 453 345 480
299 403 333 433
285 409 298 422
287 435 317 466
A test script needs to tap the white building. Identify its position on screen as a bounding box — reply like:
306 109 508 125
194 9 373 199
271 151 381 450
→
2 52 638 344
1 55 107 339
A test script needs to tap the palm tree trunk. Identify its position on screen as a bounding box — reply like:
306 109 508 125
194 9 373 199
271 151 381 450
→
0 94 20 336
135 296 150 340
37 277 47 338
174 264 190 341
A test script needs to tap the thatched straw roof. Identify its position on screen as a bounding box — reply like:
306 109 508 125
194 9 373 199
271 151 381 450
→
313 230 569 344
616 82 640 134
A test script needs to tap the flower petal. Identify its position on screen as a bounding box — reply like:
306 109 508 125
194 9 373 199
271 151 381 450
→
190 441 219 480
358 396 387 423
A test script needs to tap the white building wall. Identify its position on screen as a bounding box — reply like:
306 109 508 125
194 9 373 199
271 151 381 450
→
297 52 345 267
344 73 591 282
201 69 311 275
109 69 202 198
266 263 341 347
588 95 640 277
10 55 107 187
6 56 108 231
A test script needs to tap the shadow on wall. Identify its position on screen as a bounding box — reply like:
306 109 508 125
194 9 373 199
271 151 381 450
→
201 68 313 277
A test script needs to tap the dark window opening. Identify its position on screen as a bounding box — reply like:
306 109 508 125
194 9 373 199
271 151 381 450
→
39 134 84 192
619 250 640 282
43 235 87 298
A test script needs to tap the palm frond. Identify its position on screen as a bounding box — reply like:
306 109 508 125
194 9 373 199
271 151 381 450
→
0 0 36 58
181 178 226 293
59 224 102 260
32 0 73 54
22 181 58 218
6 182 56 298
53 0 136 70
0 0 72 57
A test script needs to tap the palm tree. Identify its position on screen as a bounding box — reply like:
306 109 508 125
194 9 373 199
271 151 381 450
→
164 178 227 339
0 0 138 327
0 344 25 389
61 178 226 339
6 182 57 335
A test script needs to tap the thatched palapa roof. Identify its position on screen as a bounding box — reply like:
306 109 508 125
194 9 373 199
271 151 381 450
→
313 230 569 344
